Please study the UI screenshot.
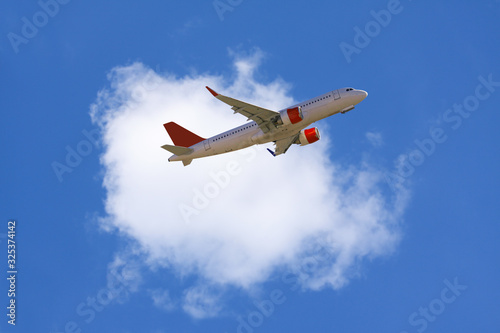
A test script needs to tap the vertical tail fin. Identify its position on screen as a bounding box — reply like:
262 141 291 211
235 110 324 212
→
163 122 206 148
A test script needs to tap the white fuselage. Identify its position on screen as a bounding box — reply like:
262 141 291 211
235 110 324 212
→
169 87 367 162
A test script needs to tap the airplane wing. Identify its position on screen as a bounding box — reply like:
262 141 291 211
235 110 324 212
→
272 132 301 156
206 86 279 133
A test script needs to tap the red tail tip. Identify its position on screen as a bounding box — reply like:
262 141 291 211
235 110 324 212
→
206 86 218 97
163 122 206 148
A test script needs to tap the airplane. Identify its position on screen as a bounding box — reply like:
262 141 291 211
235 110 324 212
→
161 86 368 166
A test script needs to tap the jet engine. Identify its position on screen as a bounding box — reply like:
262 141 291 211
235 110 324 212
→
298 127 320 145
275 106 304 126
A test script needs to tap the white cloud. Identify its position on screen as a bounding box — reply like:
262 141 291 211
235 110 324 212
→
90 50 409 317
150 289 176 312
366 131 384 147
105 250 144 304
182 285 222 319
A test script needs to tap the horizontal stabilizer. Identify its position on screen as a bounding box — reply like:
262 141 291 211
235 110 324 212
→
161 144 193 156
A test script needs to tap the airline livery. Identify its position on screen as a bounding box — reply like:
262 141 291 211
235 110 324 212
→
161 86 368 166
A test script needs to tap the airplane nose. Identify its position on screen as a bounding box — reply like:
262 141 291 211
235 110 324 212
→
359 90 368 99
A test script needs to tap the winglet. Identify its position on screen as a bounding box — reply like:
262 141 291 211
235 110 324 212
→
206 86 219 97
267 148 276 157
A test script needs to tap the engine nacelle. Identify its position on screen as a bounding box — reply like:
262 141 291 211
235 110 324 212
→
298 127 320 146
277 106 304 126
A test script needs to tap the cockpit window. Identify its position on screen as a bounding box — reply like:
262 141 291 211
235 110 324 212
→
346 88 354 91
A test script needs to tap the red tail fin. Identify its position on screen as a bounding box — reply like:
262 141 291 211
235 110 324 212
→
163 122 206 148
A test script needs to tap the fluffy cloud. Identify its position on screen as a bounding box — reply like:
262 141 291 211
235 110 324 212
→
150 289 176 312
366 131 384 147
90 51 408 317
182 285 222 319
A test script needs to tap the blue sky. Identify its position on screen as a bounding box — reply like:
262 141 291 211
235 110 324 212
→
1 0 500 332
